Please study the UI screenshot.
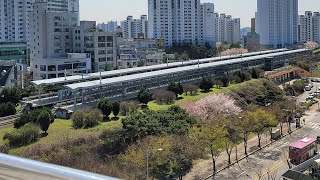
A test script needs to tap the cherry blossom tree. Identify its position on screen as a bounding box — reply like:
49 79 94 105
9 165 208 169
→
180 93 241 123
305 41 319 50
220 48 248 56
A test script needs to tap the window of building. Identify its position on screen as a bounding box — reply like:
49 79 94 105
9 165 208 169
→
48 65 56 71
40 65 46 71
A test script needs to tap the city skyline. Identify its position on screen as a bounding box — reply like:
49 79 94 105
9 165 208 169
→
80 0 320 27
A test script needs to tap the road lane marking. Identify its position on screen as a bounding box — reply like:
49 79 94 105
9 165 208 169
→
254 160 286 180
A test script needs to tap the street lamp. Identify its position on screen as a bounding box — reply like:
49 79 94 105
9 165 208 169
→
144 147 163 180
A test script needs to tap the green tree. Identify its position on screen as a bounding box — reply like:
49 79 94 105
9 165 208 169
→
167 82 183 98
199 77 213 91
112 102 120 117
0 87 21 104
97 98 113 118
220 75 230 87
37 111 51 134
138 88 151 105
191 124 226 179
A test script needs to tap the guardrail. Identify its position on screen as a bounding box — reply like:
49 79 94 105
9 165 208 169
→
0 153 118 180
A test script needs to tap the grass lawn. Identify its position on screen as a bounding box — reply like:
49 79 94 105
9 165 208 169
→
0 119 122 155
148 79 259 111
313 63 320 78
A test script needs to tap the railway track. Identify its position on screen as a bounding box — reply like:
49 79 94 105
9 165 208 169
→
0 115 18 128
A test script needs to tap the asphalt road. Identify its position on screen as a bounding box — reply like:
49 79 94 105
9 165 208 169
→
216 85 320 180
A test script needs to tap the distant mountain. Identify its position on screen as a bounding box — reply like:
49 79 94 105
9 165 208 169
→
241 27 251 37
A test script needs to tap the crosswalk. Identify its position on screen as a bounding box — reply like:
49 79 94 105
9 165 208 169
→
308 122 320 130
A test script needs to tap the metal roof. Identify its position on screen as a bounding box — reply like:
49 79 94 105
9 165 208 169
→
64 49 308 91
31 48 287 87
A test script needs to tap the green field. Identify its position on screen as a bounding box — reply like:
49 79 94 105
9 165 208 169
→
1 119 122 155
148 79 258 111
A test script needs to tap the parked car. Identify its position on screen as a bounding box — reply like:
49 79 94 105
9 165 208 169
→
306 86 312 91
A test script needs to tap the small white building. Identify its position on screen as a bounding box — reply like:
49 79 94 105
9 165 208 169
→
32 53 91 80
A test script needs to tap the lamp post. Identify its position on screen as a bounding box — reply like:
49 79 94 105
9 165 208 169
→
144 147 163 180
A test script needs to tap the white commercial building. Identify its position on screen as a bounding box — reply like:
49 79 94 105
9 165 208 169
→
34 0 79 12
256 0 298 48
29 1 86 80
299 11 320 43
121 15 148 39
73 21 118 71
148 0 201 47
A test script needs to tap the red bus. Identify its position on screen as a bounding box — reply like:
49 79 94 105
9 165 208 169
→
289 137 318 165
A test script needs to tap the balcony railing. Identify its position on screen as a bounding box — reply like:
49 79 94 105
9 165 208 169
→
0 153 118 180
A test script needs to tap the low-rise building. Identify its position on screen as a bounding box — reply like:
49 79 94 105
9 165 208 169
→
72 21 118 71
32 53 91 80
243 32 260 48
117 38 165 69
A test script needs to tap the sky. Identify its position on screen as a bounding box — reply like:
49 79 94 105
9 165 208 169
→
80 0 320 27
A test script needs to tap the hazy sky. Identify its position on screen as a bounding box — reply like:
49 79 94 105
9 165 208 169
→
80 0 320 27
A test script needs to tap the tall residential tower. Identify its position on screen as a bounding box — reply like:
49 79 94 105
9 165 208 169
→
256 0 298 48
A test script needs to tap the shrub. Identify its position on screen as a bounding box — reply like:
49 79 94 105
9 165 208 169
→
112 102 120 117
14 108 53 129
0 144 9 153
3 123 39 147
120 101 140 116
167 82 183 98
199 77 213 91
252 68 265 79
71 109 102 129
212 80 223 89
183 85 198 95
138 89 151 104
0 102 16 117
0 87 21 104
38 111 51 134
152 91 176 105
97 98 113 118
221 75 230 87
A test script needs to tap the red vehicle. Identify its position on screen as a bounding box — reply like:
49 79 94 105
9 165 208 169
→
289 137 318 165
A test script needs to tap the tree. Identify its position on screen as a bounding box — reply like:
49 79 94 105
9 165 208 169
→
181 93 241 123
0 87 21 104
247 109 277 148
138 89 151 105
239 113 254 156
222 117 242 164
199 77 213 91
37 111 51 134
305 41 319 50
97 98 113 118
112 102 120 117
191 124 226 180
220 75 230 87
167 82 183 98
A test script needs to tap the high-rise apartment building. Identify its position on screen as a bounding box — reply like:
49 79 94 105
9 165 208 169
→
251 18 256 33
298 11 320 43
121 15 148 39
97 21 118 32
255 0 298 48
0 0 33 42
200 3 215 46
0 0 79 43
148 0 201 47
214 13 241 44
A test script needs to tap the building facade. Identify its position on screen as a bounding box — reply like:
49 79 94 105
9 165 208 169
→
242 32 260 48
200 3 215 46
298 11 320 43
117 38 165 69
32 53 90 80
121 16 148 39
256 0 298 48
148 0 202 47
214 13 241 44
97 21 118 32
0 0 33 42
72 21 118 71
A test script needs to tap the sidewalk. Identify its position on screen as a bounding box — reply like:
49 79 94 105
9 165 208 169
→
184 123 297 180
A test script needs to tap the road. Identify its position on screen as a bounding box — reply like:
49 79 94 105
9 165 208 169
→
215 82 320 180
